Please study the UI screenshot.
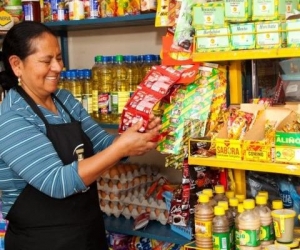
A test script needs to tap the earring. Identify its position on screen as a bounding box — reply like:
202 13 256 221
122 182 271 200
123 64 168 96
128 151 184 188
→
18 77 21 86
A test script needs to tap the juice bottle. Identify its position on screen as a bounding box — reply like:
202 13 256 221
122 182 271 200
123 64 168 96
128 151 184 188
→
92 55 102 119
238 199 261 250
254 195 274 247
218 201 234 250
213 185 229 203
82 69 93 115
235 203 245 250
98 56 113 123
212 206 230 250
203 188 218 208
111 54 129 124
194 194 214 249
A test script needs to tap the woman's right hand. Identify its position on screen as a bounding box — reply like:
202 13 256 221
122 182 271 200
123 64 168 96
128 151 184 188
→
114 117 161 157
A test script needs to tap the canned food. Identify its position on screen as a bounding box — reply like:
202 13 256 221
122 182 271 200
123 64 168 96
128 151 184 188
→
21 0 41 21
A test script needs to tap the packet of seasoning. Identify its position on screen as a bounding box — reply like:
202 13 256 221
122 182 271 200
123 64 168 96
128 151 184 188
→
133 212 150 230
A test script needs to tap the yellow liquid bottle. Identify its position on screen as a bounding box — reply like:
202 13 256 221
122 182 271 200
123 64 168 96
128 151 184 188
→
82 69 93 115
126 55 140 97
68 70 82 103
92 55 102 119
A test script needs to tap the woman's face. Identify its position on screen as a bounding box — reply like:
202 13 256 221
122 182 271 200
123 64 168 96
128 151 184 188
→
19 32 64 96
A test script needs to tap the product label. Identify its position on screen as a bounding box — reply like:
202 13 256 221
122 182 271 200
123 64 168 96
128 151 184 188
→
213 232 230 250
260 224 275 241
239 229 260 247
92 90 98 113
111 91 130 114
215 139 242 160
82 94 93 114
98 92 111 114
195 219 212 237
273 220 281 238
235 228 240 245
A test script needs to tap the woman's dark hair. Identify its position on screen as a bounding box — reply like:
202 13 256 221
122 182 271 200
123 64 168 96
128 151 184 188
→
0 21 57 90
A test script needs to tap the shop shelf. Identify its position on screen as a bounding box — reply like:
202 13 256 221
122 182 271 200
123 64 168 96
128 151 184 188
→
192 48 300 62
45 13 156 31
103 215 191 245
188 156 300 176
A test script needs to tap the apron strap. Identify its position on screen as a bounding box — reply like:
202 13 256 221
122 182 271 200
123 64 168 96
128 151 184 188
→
15 86 76 125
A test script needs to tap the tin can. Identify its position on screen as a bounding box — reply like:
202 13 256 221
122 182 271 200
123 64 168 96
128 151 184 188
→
85 0 99 18
22 0 41 21
69 0 84 20
51 0 68 21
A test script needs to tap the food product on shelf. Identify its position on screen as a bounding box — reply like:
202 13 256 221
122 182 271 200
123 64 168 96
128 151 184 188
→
212 206 230 250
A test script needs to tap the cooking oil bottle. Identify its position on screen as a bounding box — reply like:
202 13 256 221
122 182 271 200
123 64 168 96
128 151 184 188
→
213 185 229 203
218 201 234 250
92 55 102 119
98 56 113 123
111 54 129 124
140 54 156 80
58 70 66 89
125 55 140 97
66 70 82 103
82 69 93 115
212 206 230 250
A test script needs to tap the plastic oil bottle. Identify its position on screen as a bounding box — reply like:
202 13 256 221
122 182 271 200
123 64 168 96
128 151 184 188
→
203 188 218 208
226 191 235 200
58 70 66 89
213 185 229 203
68 70 82 103
257 190 271 209
194 193 214 249
98 56 113 123
235 194 246 204
111 54 129 124
218 201 234 250
82 69 93 115
238 199 261 250
254 195 274 248
229 198 239 219
235 203 245 250
140 54 156 80
125 55 140 97
91 55 102 119
212 205 230 250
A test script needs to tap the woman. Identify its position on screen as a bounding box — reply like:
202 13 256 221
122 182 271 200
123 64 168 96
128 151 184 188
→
0 21 161 250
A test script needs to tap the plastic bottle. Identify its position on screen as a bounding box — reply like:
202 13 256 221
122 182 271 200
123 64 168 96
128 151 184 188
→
58 70 66 89
203 188 218 208
235 203 245 250
140 54 156 80
213 185 229 203
82 69 93 115
272 200 283 210
254 195 274 247
257 190 271 209
238 199 261 250
229 197 239 219
218 201 234 250
194 194 214 249
226 191 235 200
212 206 230 250
92 55 102 119
111 54 129 124
125 55 140 97
68 70 82 103
98 56 113 123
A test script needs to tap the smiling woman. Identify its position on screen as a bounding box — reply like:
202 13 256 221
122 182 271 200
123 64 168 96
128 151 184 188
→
0 21 161 250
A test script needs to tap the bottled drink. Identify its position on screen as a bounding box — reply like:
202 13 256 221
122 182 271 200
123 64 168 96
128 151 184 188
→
58 71 66 89
140 54 156 80
82 69 93 115
226 191 235 200
238 199 261 250
212 206 230 250
218 201 234 250
125 55 140 97
203 188 218 208
235 194 246 204
235 203 245 250
254 195 274 247
98 56 113 123
92 55 102 119
111 54 129 124
213 185 229 203
194 194 214 249
68 70 82 103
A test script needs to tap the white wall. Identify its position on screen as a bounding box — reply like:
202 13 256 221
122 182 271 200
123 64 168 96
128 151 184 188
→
68 27 182 183
67 25 166 69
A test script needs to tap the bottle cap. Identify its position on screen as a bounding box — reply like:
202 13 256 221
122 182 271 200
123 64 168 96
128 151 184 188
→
225 190 235 199
95 55 102 63
229 198 239 207
258 190 269 200
243 199 255 210
272 200 283 210
198 194 209 203
218 201 229 211
237 203 244 214
215 185 225 194
202 189 213 198
235 194 245 203
256 195 267 205
214 206 225 216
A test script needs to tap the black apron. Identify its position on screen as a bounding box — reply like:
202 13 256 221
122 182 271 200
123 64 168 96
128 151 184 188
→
5 87 108 250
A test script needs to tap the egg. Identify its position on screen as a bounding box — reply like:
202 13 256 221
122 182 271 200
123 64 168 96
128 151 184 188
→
100 191 107 199
124 164 133 173
109 166 119 179
128 204 134 212
137 206 144 214
109 192 118 200
132 177 140 186
117 181 123 190
109 202 114 210
155 208 161 217
99 178 106 187
140 175 147 184
117 203 124 211
108 180 114 188
100 200 106 207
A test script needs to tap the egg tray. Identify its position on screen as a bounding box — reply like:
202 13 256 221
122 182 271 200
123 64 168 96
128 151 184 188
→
99 185 168 225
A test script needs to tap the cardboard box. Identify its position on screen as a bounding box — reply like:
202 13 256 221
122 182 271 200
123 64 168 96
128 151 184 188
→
255 21 282 49
224 0 252 22
286 19 300 47
252 0 279 21
230 22 256 50
275 109 300 163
